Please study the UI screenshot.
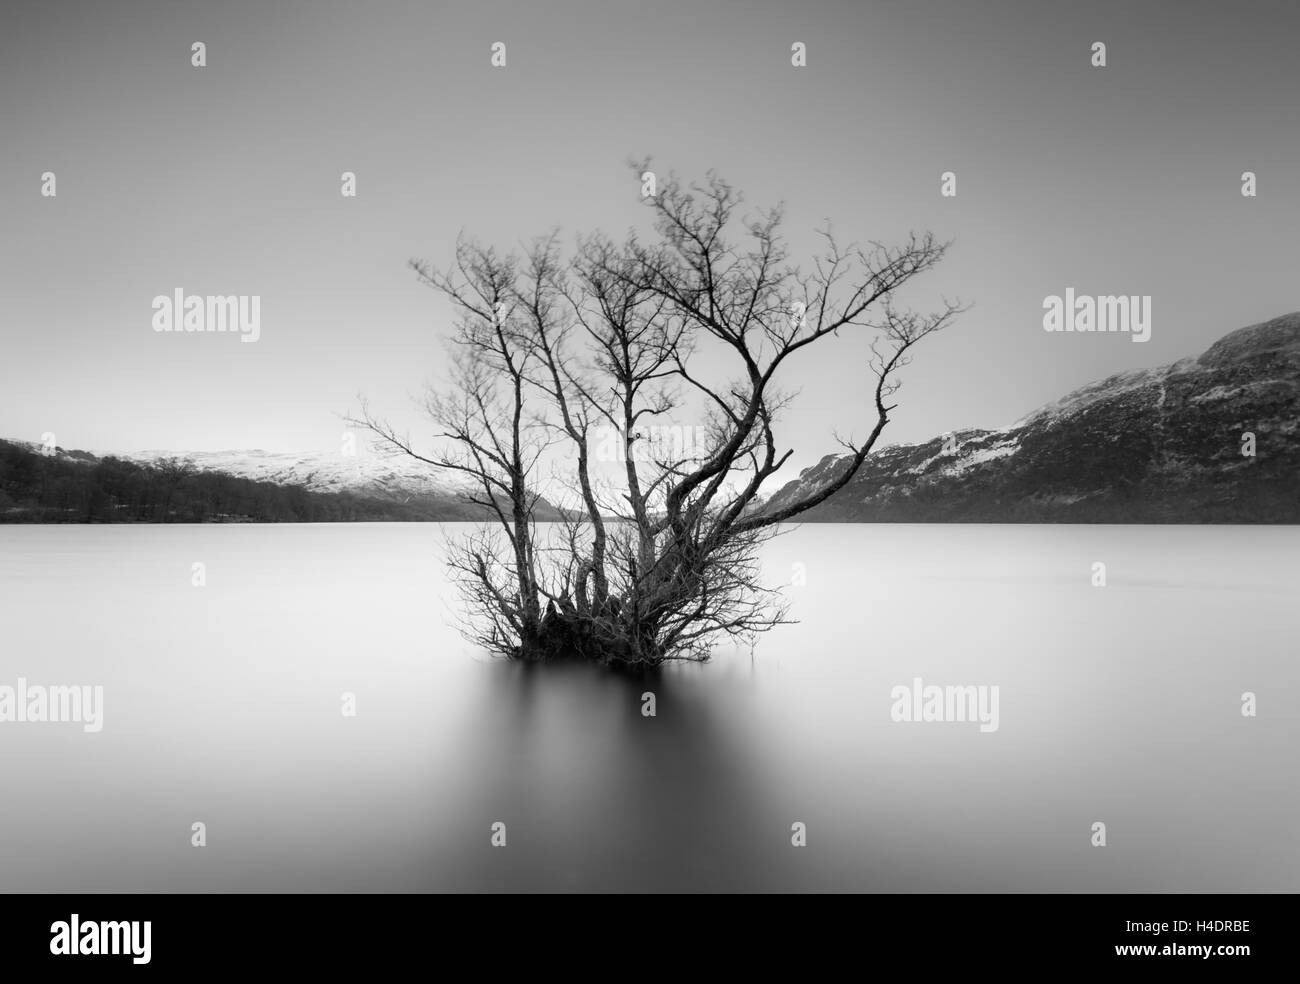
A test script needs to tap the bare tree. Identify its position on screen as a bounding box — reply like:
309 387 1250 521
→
353 164 962 667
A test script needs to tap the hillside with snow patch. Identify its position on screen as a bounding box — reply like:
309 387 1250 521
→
759 313 1300 523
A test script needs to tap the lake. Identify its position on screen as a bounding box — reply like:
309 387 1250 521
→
0 523 1295 892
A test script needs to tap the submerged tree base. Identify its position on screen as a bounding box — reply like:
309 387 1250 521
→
509 601 689 669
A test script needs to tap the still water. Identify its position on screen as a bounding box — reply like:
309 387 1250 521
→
0 523 1295 891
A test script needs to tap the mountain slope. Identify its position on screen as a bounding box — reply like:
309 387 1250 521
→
122 448 569 519
0 442 566 522
760 313 1300 523
126 448 475 504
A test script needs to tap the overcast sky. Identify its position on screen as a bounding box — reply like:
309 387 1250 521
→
2 0 1297 479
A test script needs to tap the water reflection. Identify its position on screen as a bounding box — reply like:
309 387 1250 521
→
428 658 785 891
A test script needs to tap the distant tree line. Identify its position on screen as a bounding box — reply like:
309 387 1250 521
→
0 440 445 523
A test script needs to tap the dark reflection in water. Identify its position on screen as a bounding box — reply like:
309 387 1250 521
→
417 660 828 892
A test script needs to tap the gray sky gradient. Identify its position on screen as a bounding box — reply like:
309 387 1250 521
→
2 0 1297 478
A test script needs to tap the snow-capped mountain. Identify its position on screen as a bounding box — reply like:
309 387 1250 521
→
760 312 1300 523
123 448 475 502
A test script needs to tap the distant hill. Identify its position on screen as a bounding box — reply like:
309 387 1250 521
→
759 313 1300 523
124 447 493 516
0 441 566 522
